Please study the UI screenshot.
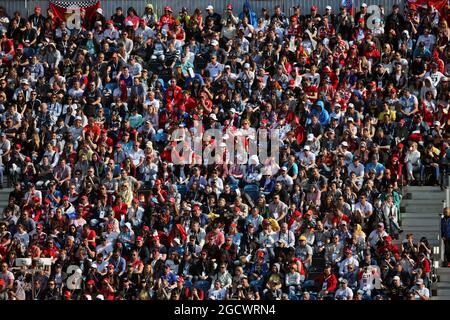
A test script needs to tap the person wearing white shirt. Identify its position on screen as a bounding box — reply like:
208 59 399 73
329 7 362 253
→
205 55 224 81
368 222 389 249
410 278 430 300
274 222 295 250
208 170 224 193
129 143 145 167
208 280 227 300
276 167 294 189
339 249 360 276
353 195 373 226
296 146 316 168
404 142 421 183
416 28 436 50
335 279 354 300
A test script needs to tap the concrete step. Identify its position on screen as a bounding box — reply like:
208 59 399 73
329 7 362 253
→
437 268 450 275
436 282 450 289
438 275 450 282
408 193 446 200
406 186 444 192
435 289 450 296
402 219 440 225
402 224 440 230
431 295 450 300
402 199 445 205
401 215 442 220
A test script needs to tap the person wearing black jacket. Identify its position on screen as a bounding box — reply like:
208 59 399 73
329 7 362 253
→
134 237 150 264
239 223 258 256
42 279 61 300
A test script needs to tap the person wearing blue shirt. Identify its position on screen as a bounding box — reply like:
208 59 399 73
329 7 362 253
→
365 156 385 181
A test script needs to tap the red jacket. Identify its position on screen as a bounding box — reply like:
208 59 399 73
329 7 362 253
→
314 273 338 292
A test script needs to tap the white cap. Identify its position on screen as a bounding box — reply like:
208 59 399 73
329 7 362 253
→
304 145 311 151
220 142 227 147
206 5 214 10
434 121 441 126
307 133 314 141
91 263 98 269
96 8 103 14
348 103 355 108
326 6 332 10
281 166 288 171
84 294 92 300
341 141 349 147
244 63 250 69
347 117 354 122
209 114 218 121
75 116 82 121
361 3 368 7
341 220 347 225
229 108 236 113
96 294 105 300
126 21 134 26
173 238 180 245
211 39 219 46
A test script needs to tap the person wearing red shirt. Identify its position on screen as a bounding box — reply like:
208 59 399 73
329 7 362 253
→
377 236 400 256
176 90 198 113
83 117 101 139
414 252 431 274
159 6 175 28
165 78 183 112
314 264 337 297
81 224 97 249
0 32 15 64
331 209 350 227
42 240 59 259
112 197 128 222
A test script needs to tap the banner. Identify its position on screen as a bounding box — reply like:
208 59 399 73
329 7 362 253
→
49 0 100 27
341 0 354 15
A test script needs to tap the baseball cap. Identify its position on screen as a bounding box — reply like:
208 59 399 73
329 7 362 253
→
311 6 317 11
299 235 307 241
227 4 233 10
206 5 214 10
211 40 219 46
96 8 103 14
304 145 311 151
307 133 314 141
416 279 424 285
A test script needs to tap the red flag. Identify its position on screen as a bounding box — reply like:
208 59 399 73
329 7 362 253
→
49 0 100 26
407 0 448 12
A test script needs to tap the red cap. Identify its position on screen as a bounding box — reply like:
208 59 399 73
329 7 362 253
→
133 198 139 203
193 204 200 210
107 224 113 230
15 144 21 150
311 5 317 11
398 143 404 149
257 250 265 257
155 179 162 185
17 44 24 49
234 207 241 212
139 18 145 23
177 276 185 283
116 143 122 148
81 195 88 200
32 196 40 202
345 248 353 254
107 20 113 25
230 223 237 228
392 156 399 162
37 223 43 229
288 79 295 86
143 226 150 231
399 119 406 124
25 157 31 162
87 279 95 285
359 17 365 23
323 66 331 73
63 196 69 201
64 291 71 298
262 219 270 227
44 198 51 204
227 4 233 10
136 236 143 241
385 235 393 242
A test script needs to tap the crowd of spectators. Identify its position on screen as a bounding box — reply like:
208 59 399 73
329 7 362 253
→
0 1 449 300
